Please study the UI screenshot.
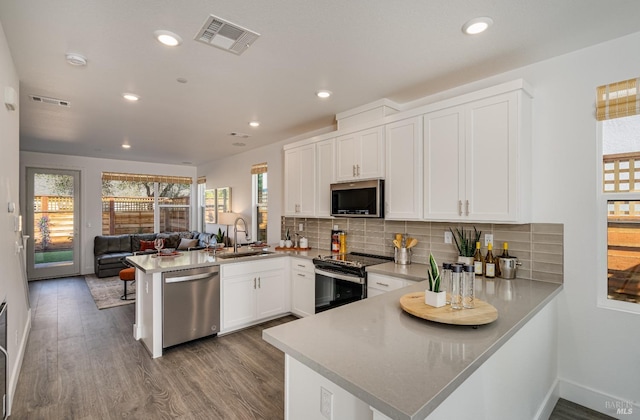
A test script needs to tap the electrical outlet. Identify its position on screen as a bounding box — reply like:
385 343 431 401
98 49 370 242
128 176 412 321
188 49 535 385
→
320 387 333 419
298 223 304 232
484 234 494 247
444 231 453 244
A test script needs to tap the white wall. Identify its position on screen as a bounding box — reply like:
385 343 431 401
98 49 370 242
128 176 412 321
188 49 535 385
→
0 21 31 415
20 152 197 275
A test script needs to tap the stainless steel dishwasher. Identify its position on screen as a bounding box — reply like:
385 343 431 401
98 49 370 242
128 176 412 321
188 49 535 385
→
162 266 220 348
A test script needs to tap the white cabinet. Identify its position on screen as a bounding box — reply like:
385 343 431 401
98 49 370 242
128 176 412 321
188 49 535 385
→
424 90 531 222
290 258 315 317
336 126 385 181
221 258 288 332
284 144 316 216
316 138 335 217
367 273 408 297
385 116 423 220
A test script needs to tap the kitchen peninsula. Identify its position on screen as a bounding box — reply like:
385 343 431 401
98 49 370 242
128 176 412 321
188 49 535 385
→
263 273 562 420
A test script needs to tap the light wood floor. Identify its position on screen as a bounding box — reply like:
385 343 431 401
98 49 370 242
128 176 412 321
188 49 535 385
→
11 276 295 420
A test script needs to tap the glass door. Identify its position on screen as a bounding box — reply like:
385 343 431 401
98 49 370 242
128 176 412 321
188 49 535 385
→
25 168 80 280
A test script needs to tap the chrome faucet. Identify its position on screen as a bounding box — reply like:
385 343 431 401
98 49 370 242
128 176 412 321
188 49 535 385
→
233 217 250 253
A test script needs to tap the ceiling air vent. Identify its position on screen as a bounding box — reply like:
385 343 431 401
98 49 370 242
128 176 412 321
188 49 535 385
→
29 95 70 107
195 14 260 55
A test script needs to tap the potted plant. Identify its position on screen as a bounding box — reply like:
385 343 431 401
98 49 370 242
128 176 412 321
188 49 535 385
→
284 228 292 248
450 226 481 265
214 228 225 247
425 253 446 307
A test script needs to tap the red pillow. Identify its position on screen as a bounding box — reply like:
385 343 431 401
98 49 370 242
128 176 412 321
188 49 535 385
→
140 240 156 251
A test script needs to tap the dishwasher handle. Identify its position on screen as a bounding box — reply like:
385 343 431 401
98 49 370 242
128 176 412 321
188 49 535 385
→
164 271 218 284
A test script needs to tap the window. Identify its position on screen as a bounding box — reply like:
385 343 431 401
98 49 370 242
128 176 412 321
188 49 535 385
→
251 163 268 242
598 78 640 311
102 172 192 234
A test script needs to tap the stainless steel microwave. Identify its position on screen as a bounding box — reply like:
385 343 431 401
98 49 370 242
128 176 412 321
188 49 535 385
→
330 179 384 218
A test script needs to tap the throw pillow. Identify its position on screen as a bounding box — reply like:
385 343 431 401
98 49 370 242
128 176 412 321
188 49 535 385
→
140 240 156 251
177 238 198 250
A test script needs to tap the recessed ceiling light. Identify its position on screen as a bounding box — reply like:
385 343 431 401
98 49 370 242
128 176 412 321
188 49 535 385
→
462 17 493 35
65 53 87 66
249 121 260 127
122 144 131 149
123 93 140 102
316 90 332 99
154 30 182 47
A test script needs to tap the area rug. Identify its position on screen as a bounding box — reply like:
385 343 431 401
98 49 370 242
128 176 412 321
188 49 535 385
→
84 274 136 310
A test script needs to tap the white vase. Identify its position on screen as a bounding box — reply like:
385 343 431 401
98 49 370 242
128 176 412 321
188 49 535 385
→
285 240 293 248
425 290 446 308
457 256 474 266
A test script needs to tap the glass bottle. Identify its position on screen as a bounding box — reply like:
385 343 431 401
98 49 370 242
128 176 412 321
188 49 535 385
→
473 241 484 276
442 263 452 304
485 243 496 278
450 264 463 310
463 264 475 308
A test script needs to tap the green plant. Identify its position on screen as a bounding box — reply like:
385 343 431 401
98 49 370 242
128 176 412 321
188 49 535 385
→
285 228 290 241
215 228 225 244
428 253 441 292
38 215 51 250
450 226 481 257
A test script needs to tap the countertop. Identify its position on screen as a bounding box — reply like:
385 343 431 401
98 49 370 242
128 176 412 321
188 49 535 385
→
367 261 430 282
126 246 320 274
262 276 562 420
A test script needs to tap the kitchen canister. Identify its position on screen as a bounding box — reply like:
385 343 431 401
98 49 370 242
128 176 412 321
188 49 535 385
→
498 257 520 279
395 247 411 265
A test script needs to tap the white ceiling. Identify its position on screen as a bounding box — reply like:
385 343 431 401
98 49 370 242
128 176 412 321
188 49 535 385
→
2 0 640 166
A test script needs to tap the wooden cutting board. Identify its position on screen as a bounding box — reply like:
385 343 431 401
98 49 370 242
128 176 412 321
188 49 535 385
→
399 292 498 326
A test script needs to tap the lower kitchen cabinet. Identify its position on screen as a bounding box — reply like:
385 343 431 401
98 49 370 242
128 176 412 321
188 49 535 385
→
290 258 315 317
221 258 288 333
367 273 409 297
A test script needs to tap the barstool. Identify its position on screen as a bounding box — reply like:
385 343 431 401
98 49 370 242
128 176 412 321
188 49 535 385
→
119 267 136 300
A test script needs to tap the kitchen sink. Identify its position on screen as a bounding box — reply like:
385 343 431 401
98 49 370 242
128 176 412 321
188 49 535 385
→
215 250 274 260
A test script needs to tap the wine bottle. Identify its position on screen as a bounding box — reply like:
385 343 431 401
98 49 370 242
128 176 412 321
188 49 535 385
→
473 241 484 276
485 243 496 278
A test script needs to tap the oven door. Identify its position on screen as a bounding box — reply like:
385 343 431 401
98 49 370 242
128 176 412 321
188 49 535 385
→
314 268 365 313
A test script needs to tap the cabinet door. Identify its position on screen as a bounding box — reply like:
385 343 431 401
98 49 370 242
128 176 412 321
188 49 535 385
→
222 275 257 330
423 106 465 220
316 138 335 217
385 117 423 220
336 133 358 181
358 126 385 179
465 93 518 220
291 268 315 317
256 269 287 319
284 148 301 216
298 145 316 216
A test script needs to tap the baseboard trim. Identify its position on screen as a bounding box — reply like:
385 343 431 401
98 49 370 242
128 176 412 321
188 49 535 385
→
534 378 560 420
558 378 640 419
7 308 31 416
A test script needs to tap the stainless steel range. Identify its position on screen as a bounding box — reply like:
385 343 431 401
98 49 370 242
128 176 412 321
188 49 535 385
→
312 252 393 313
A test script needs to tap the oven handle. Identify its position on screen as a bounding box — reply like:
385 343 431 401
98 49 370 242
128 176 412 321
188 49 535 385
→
314 268 365 284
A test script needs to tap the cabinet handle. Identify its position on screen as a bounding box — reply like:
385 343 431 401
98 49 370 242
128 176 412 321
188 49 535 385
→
458 200 463 216
297 273 306 277
253 277 256 289
376 282 389 287
352 164 356 177
465 200 470 216
297 264 306 268
258 276 261 288
357 164 360 176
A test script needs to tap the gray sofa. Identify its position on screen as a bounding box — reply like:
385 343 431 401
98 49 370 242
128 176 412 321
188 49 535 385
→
93 231 213 277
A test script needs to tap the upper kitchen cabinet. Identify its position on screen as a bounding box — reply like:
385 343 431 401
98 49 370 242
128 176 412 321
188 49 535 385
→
336 126 385 182
385 116 423 220
424 88 532 222
316 138 335 217
284 144 316 217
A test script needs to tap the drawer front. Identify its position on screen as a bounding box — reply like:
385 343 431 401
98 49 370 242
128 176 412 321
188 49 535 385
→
222 257 286 277
367 273 406 292
290 258 314 274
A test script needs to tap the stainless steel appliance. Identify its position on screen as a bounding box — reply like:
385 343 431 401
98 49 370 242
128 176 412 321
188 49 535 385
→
330 179 384 218
313 252 393 313
162 267 220 348
0 300 7 420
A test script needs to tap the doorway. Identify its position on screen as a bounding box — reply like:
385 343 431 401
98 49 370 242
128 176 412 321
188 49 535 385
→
25 168 80 280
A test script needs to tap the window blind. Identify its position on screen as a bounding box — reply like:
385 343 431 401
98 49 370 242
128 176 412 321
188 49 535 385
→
251 162 268 174
102 172 193 184
596 77 640 121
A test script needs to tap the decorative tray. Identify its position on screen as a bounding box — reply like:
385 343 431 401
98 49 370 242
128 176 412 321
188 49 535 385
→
399 292 498 326
152 251 181 258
